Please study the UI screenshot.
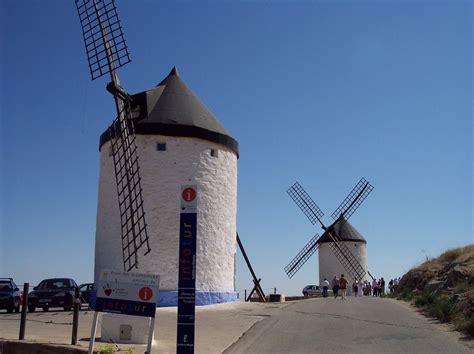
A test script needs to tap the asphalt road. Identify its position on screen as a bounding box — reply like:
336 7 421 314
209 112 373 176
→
224 297 472 354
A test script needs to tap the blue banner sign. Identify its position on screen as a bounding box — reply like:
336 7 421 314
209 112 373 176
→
177 185 197 354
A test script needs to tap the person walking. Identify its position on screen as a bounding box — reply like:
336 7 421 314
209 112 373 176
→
372 278 378 297
339 274 348 300
381 277 386 296
332 275 339 299
321 278 330 298
352 279 359 297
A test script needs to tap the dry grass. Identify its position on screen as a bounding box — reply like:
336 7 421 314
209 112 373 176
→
438 245 474 263
415 245 474 271
398 244 474 337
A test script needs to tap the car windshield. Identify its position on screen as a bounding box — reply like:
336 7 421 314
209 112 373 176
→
37 279 70 290
0 282 12 291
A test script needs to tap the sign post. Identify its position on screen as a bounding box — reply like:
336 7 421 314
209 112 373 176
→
177 185 198 353
88 270 159 354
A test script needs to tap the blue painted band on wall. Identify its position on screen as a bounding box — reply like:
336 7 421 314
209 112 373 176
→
159 291 239 307
89 290 238 309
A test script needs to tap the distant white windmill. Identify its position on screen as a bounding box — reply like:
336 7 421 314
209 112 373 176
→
285 178 376 290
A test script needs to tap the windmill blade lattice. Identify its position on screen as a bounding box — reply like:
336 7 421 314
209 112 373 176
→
325 229 367 281
331 178 374 222
109 104 151 271
75 0 151 271
284 234 320 278
287 182 324 226
75 0 131 80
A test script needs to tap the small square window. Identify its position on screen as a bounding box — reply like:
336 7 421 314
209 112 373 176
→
157 143 167 151
211 149 218 157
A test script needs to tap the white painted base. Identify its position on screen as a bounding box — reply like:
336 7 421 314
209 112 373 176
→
101 313 153 344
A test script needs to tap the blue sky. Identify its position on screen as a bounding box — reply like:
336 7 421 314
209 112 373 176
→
1 0 472 297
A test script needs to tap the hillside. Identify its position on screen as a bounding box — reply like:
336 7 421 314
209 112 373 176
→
395 244 474 336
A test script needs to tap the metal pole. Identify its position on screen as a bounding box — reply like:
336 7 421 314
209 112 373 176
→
19 283 29 340
88 312 100 354
71 287 80 345
146 317 155 354
244 289 247 301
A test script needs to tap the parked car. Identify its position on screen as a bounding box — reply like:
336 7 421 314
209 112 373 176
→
79 283 93 304
28 278 80 312
0 278 21 313
302 285 322 297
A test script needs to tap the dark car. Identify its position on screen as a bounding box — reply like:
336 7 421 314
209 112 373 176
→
79 283 93 304
0 278 21 313
28 278 79 312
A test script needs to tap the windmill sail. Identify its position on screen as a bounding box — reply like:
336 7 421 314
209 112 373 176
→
331 178 374 222
287 182 324 226
75 0 131 80
109 104 151 271
284 234 320 278
75 0 151 271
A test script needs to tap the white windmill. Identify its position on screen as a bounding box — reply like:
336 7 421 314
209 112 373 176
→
75 0 239 344
284 178 376 291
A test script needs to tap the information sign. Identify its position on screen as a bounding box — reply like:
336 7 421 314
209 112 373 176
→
95 270 159 318
177 185 198 353
89 270 159 354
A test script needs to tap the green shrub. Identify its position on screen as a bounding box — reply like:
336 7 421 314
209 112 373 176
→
453 281 470 294
98 345 116 354
414 292 435 307
456 317 474 336
395 289 415 301
427 295 457 322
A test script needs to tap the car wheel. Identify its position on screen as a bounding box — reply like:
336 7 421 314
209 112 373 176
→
303 292 308 298
28 306 36 313
64 306 72 311
6 306 13 313
42 306 49 312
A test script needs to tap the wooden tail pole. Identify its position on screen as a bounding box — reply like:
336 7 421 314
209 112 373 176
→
246 279 265 302
237 233 266 302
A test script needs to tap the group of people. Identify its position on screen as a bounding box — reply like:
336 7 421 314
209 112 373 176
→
360 278 385 296
320 274 350 299
320 275 401 298
388 277 401 294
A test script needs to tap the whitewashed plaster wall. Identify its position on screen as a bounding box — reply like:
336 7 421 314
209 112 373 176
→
95 134 238 292
318 242 368 288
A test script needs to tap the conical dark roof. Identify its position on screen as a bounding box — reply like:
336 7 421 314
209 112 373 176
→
317 219 367 244
99 67 239 156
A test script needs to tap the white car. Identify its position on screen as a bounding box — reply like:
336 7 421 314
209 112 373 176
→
302 285 322 297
